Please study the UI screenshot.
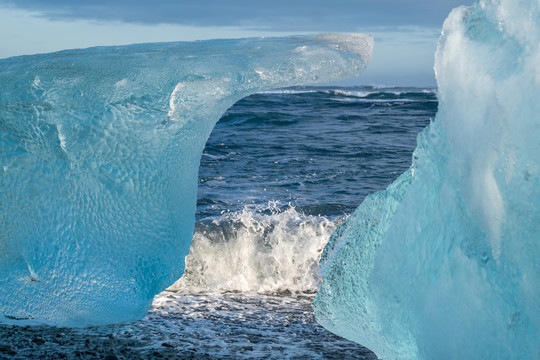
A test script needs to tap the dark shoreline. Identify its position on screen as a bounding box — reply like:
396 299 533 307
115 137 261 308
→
0 292 376 360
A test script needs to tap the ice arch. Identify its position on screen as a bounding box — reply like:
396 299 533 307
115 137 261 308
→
0 34 372 326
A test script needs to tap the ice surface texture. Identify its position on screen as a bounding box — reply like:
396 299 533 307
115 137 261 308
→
0 34 372 326
314 0 540 359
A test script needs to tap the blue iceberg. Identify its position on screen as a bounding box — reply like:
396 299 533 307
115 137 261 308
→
314 0 540 359
0 34 373 326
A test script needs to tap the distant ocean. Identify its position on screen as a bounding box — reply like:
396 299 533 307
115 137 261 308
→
0 86 437 359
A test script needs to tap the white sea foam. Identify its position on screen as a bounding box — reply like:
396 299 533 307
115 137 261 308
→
259 87 437 98
330 98 417 103
170 203 342 294
332 89 373 97
257 89 318 95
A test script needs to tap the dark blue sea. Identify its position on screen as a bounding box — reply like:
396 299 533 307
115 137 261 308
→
0 86 436 359
198 86 436 219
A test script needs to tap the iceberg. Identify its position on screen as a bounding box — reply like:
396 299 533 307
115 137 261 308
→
0 34 372 326
314 0 540 359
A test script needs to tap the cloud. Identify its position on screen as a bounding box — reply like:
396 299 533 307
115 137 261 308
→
0 0 471 31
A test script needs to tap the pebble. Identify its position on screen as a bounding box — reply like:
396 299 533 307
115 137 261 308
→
0 345 12 352
32 337 45 345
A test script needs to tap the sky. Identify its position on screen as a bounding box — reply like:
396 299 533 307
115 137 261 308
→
0 0 472 86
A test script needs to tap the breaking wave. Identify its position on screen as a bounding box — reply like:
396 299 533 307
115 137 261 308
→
170 203 342 295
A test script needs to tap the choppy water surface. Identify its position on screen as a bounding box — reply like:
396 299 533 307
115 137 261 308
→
197 86 436 218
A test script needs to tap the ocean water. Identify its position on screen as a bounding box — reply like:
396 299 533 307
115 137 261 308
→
0 85 435 359
177 86 436 295
168 86 437 357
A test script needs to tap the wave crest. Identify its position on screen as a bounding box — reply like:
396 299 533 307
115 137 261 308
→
170 202 341 295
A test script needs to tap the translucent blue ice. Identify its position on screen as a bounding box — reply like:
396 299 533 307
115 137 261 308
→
314 0 540 359
0 34 372 326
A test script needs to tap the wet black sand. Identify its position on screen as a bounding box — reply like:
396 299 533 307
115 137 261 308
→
0 292 376 360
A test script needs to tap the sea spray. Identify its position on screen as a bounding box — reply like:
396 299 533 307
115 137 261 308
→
171 203 341 294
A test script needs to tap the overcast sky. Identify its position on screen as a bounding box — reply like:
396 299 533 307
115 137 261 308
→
0 0 472 86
